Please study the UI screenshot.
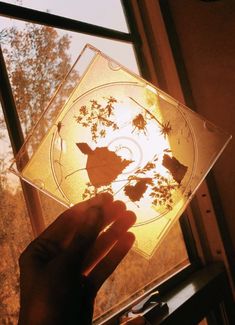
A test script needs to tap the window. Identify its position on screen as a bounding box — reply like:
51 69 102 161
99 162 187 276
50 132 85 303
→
0 1 220 324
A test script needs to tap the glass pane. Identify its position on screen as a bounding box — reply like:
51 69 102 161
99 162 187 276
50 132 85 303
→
0 17 138 138
0 105 33 325
2 0 129 33
0 16 190 323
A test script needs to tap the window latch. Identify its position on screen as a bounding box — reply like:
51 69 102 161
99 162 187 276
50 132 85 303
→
120 291 168 324
131 290 161 314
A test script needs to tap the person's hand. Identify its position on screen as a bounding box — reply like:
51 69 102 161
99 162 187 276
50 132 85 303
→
18 193 136 325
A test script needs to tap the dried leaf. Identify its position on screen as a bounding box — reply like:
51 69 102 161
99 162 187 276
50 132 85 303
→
78 143 132 187
124 178 152 202
162 154 187 184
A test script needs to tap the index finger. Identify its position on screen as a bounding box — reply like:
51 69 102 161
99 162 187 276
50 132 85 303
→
39 193 124 249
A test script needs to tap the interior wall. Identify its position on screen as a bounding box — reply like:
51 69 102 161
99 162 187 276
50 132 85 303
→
166 0 235 249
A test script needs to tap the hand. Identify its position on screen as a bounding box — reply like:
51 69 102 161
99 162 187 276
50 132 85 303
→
18 193 136 325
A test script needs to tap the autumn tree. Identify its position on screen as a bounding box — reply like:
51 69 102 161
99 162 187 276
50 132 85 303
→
2 23 78 137
0 184 33 325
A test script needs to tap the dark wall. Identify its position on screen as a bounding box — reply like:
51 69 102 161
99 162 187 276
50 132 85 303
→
166 0 235 249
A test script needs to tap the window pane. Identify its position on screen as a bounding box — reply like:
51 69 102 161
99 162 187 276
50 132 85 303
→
0 15 190 323
0 17 138 139
0 105 33 325
2 0 129 33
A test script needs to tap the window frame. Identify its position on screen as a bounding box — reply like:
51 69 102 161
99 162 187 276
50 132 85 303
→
0 0 234 322
158 0 235 285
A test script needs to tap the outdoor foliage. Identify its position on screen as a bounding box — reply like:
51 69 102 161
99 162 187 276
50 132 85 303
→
2 24 78 136
0 184 32 325
0 23 78 324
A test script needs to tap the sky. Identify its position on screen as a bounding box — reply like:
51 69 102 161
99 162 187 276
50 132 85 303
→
3 0 129 32
0 0 139 71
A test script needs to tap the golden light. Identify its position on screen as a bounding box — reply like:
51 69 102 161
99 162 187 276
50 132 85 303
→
10 44 231 258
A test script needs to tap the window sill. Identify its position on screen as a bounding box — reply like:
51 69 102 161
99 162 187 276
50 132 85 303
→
144 262 235 324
